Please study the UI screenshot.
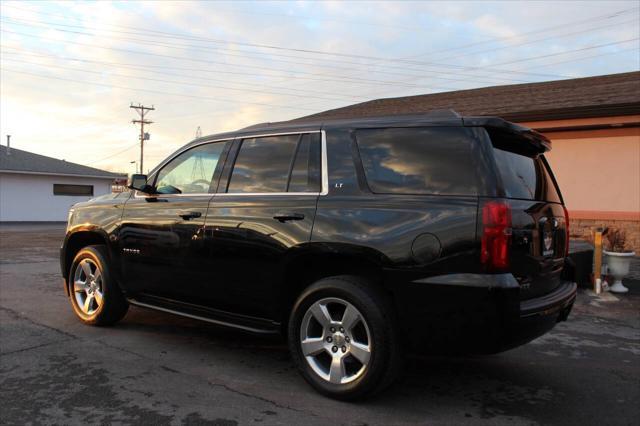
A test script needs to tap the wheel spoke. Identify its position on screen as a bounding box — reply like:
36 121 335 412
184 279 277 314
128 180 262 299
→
83 295 94 313
349 342 371 365
93 290 104 306
93 268 102 285
341 304 360 331
329 355 345 384
73 280 88 293
301 337 325 356
80 260 92 279
309 303 333 327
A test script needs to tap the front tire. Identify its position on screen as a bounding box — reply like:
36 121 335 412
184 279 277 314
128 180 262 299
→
288 276 401 400
68 245 128 326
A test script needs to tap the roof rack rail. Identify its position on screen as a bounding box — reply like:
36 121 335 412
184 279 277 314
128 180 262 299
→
425 109 461 119
238 122 272 131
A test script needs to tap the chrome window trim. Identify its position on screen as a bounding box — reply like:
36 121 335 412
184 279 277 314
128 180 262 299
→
320 130 329 196
135 130 328 199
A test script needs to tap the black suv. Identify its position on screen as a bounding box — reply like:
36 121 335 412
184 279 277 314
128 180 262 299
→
61 110 576 399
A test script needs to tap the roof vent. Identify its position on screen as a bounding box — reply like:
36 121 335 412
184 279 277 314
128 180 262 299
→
5 135 10 156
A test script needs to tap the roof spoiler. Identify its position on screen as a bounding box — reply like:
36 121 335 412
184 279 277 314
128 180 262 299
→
463 116 551 153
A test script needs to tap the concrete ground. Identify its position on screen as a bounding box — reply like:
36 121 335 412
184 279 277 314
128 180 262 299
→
1 224 638 426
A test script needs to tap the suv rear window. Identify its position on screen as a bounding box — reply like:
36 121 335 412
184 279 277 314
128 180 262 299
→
492 148 562 203
355 127 478 196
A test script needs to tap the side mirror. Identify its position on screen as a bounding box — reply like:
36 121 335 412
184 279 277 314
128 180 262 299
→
127 174 154 193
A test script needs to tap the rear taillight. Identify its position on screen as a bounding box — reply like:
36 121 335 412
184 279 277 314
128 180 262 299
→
481 200 512 271
563 205 570 256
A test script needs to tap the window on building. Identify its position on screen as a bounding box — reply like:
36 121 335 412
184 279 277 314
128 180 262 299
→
53 184 94 196
154 141 228 194
355 127 478 196
227 134 321 193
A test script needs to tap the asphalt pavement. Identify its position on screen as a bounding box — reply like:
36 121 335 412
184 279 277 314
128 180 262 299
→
1 223 638 425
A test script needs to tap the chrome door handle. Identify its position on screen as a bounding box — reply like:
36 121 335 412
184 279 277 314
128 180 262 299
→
178 211 202 220
273 212 304 222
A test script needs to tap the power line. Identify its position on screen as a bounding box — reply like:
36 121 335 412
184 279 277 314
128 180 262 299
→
0 21 538 85
8 24 632 94
0 68 321 112
2 29 479 90
434 18 639 62
0 46 438 91
5 12 635 88
86 142 139 165
407 6 639 59
3 37 637 120
3 2 637 88
363 47 640 100
485 38 639 67
527 47 640 69
0 49 377 99
0 15 576 80
0 16 530 86
0 56 379 103
1 2 436 34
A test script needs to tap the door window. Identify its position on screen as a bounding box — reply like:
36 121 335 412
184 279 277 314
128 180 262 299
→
288 133 321 193
227 133 321 193
154 141 228 194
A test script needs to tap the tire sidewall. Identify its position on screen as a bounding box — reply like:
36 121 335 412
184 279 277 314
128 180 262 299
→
288 277 393 399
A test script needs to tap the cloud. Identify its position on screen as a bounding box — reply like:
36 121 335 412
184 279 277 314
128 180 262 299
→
0 0 638 173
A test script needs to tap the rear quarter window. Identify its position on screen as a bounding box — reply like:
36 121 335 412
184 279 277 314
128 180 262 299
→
492 148 562 203
355 127 478 196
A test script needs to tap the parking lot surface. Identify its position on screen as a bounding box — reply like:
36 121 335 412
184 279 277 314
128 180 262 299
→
1 223 639 425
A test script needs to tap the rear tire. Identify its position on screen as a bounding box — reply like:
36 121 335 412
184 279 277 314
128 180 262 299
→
288 275 402 400
68 245 128 326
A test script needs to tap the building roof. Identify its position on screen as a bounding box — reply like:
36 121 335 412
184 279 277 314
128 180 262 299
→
294 71 640 123
0 145 124 179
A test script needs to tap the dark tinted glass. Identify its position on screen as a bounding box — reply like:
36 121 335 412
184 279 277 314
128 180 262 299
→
492 148 562 202
356 127 478 195
288 133 321 192
228 135 299 193
155 141 227 194
53 184 93 196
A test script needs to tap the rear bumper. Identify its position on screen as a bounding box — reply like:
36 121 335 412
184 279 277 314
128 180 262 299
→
520 281 576 319
390 272 577 354
499 281 576 352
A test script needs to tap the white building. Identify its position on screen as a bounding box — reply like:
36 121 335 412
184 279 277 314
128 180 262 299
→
0 144 123 222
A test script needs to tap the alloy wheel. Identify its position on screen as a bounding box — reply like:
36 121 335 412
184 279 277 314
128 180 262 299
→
73 258 103 316
300 297 372 385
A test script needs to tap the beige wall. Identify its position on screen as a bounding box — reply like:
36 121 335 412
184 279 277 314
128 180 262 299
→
519 116 640 218
544 128 640 214
518 116 640 252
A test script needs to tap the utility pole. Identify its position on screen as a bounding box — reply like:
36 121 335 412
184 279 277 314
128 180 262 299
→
130 103 154 174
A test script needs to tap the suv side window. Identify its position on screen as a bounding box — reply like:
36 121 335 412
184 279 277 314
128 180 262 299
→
355 127 478 196
154 141 228 194
227 133 320 193
288 133 321 192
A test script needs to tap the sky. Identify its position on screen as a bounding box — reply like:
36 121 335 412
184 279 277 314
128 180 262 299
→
1 0 639 174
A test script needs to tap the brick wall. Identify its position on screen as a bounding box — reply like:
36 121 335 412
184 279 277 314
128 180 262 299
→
570 218 640 253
